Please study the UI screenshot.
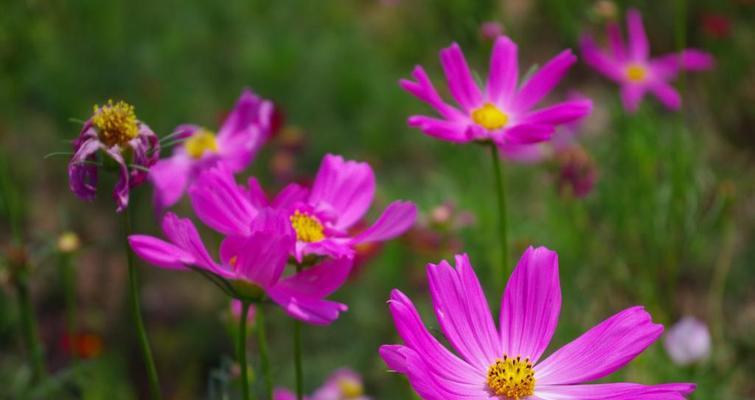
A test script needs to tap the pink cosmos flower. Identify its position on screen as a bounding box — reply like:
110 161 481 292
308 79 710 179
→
401 37 592 147
380 247 695 400
188 154 417 262
149 89 273 211
663 317 711 366
69 100 159 212
274 368 370 400
581 9 714 113
128 209 351 325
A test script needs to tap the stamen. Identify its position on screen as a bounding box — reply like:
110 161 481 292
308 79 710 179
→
471 103 509 131
625 64 647 82
184 129 219 159
290 210 325 243
91 100 139 147
486 355 535 399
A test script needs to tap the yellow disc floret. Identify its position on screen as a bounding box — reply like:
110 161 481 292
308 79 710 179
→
625 64 647 82
487 355 535 399
472 103 509 131
290 210 325 243
184 129 219 159
338 378 364 398
92 100 139 147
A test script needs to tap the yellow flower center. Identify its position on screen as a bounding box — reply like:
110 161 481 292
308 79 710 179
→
290 210 325 243
338 378 364 398
91 100 139 147
625 64 647 82
486 355 535 399
184 130 219 159
472 103 509 131
229 256 238 270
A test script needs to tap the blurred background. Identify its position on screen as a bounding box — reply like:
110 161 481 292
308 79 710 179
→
0 0 753 399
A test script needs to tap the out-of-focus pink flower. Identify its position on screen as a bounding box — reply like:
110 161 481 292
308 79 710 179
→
230 299 256 326
663 317 711 366
274 368 369 400
556 145 598 198
68 100 159 212
701 13 731 39
380 248 695 399
401 37 591 150
480 21 504 41
581 9 714 113
128 209 351 325
188 154 417 263
405 201 474 258
149 89 273 212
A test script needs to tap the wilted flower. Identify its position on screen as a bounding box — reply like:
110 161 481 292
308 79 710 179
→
188 154 417 263
380 247 695 399
68 100 159 212
401 36 591 148
274 368 369 400
149 89 273 211
129 209 352 324
581 9 714 112
663 317 711 366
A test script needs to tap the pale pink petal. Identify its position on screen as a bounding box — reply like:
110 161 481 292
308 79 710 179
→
427 254 501 370
535 382 695 399
407 115 471 143
520 99 593 126
128 235 193 270
534 306 663 385
626 9 649 61
512 49 577 112
648 82 681 111
487 36 519 105
620 84 646 113
309 154 375 230
351 201 417 244
580 36 624 82
500 247 560 363
400 66 467 121
188 167 257 236
149 155 192 211
273 256 353 298
439 43 484 110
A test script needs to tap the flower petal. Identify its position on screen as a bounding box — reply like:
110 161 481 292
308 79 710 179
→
188 167 257 236
500 246 561 363
440 43 483 111
128 235 194 270
380 346 443 400
520 99 593 126
160 212 229 277
149 155 192 212
400 66 467 122
503 123 555 145
407 115 471 143
607 22 627 61
427 254 501 370
234 209 295 288
487 36 519 106
620 84 646 113
535 382 695 400
626 9 649 61
580 36 624 82
309 154 375 231
273 256 353 298
68 135 100 201
272 389 297 400
266 286 348 325
379 345 409 373
271 182 309 211
513 49 577 112
352 201 417 244
103 146 131 213
534 306 663 385
650 50 714 79
216 89 273 172
648 82 681 111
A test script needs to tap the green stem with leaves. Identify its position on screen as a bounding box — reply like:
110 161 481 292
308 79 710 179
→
122 209 162 399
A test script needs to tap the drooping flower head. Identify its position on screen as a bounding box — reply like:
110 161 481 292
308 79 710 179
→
380 247 695 399
401 36 591 149
274 368 370 400
189 154 417 263
581 8 714 112
149 89 274 211
68 100 159 212
128 209 352 324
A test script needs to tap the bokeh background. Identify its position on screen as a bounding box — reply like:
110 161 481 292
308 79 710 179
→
1 0 754 399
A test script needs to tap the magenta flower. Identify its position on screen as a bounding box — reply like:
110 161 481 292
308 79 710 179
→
189 154 417 262
401 36 591 147
128 209 351 324
380 247 695 400
274 368 369 400
68 100 159 212
149 89 273 211
581 9 714 113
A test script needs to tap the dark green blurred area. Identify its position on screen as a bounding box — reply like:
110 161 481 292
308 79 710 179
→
1 0 754 399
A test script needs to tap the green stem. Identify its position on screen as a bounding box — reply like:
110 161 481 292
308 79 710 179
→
16 269 46 381
256 305 273 399
122 209 162 400
238 301 252 400
60 253 78 360
489 144 510 289
293 264 304 400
